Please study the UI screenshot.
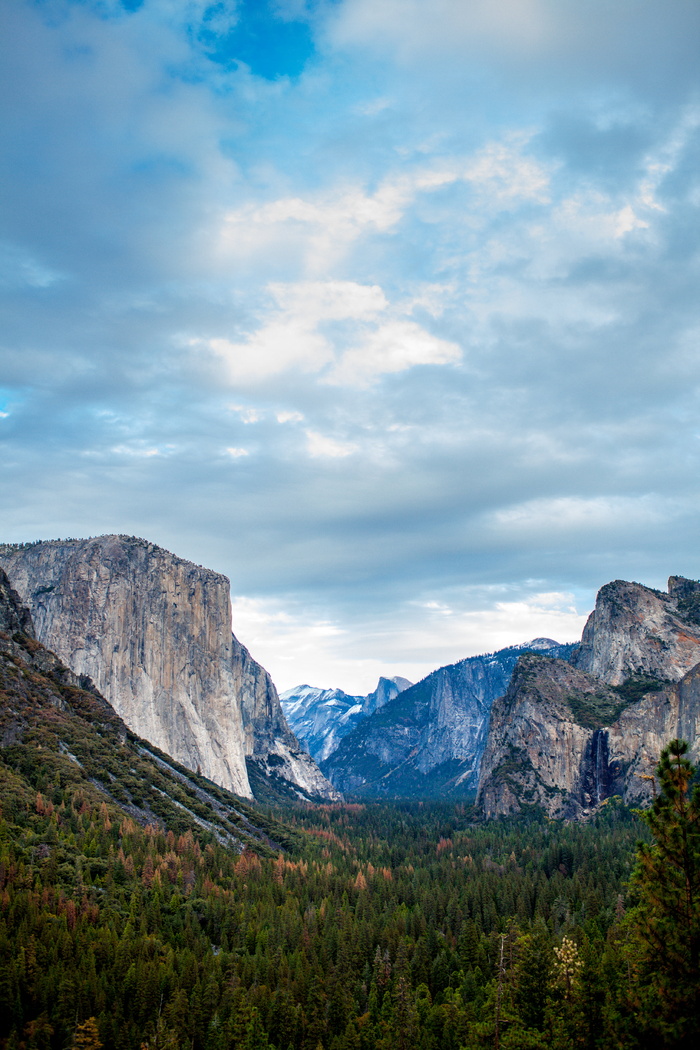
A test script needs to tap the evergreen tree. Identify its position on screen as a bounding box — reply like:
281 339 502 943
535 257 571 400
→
623 739 700 1048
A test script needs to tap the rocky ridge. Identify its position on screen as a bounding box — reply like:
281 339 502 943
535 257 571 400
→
0 537 338 803
478 576 700 818
573 577 700 684
280 676 413 763
321 639 577 797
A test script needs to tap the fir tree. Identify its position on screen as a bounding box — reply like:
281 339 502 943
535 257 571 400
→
623 739 700 1048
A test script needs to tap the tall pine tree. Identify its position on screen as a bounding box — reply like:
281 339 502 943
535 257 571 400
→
622 739 700 1048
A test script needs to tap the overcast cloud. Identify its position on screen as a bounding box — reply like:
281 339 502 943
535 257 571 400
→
2 0 700 693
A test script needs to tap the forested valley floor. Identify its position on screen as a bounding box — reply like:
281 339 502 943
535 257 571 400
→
4 757 698 1050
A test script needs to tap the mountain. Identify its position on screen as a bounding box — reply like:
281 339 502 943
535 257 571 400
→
320 638 577 797
478 576 700 818
572 576 700 683
0 567 293 851
0 536 339 803
280 675 412 763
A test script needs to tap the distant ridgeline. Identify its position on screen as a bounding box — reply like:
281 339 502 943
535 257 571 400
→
2 533 700 818
296 577 700 816
280 675 414 764
320 639 578 798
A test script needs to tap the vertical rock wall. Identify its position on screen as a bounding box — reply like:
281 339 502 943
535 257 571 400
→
479 577 700 818
1 536 253 797
0 536 340 801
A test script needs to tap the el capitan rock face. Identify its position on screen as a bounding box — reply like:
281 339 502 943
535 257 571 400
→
479 576 700 818
0 536 338 802
0 567 293 851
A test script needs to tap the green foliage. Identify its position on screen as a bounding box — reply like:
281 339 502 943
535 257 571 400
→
619 739 700 1047
612 674 667 705
0 623 693 1050
564 688 630 729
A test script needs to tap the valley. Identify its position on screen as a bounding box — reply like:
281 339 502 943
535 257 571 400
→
0 539 699 1048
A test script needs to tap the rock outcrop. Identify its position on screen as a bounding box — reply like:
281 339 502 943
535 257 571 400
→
572 578 700 684
478 654 628 818
0 569 34 636
280 676 412 763
479 576 700 818
0 536 338 802
321 639 576 797
0 567 293 851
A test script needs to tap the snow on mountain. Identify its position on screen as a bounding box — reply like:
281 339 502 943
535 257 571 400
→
280 676 413 763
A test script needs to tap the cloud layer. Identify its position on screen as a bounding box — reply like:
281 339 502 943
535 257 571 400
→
2 0 699 691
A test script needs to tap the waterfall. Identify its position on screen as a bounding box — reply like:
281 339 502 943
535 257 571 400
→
591 728 609 804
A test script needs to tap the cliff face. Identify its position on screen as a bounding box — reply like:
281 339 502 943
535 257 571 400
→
232 636 340 801
0 536 338 802
0 570 34 636
478 655 629 819
479 576 700 818
572 578 700 685
0 567 293 851
321 640 576 798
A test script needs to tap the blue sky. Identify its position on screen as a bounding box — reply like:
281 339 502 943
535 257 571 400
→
2 0 700 692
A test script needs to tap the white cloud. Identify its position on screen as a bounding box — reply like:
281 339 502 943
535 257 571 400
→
305 430 358 458
328 0 554 58
110 445 162 457
398 590 588 666
271 280 387 320
225 446 250 458
192 279 461 387
489 495 670 536
327 320 461 387
220 169 460 272
228 404 262 423
229 587 588 695
218 140 551 276
462 138 552 206
194 321 332 382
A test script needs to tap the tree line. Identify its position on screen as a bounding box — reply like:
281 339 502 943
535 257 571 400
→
0 741 698 1050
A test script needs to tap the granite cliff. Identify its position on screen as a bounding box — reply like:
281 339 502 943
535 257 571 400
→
573 577 700 684
321 639 576 797
0 536 338 803
478 576 700 818
0 567 293 851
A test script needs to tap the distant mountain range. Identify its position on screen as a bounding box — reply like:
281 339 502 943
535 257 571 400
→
2 534 700 819
319 639 578 798
280 676 413 763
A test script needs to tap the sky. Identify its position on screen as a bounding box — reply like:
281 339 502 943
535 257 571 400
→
1 0 700 695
